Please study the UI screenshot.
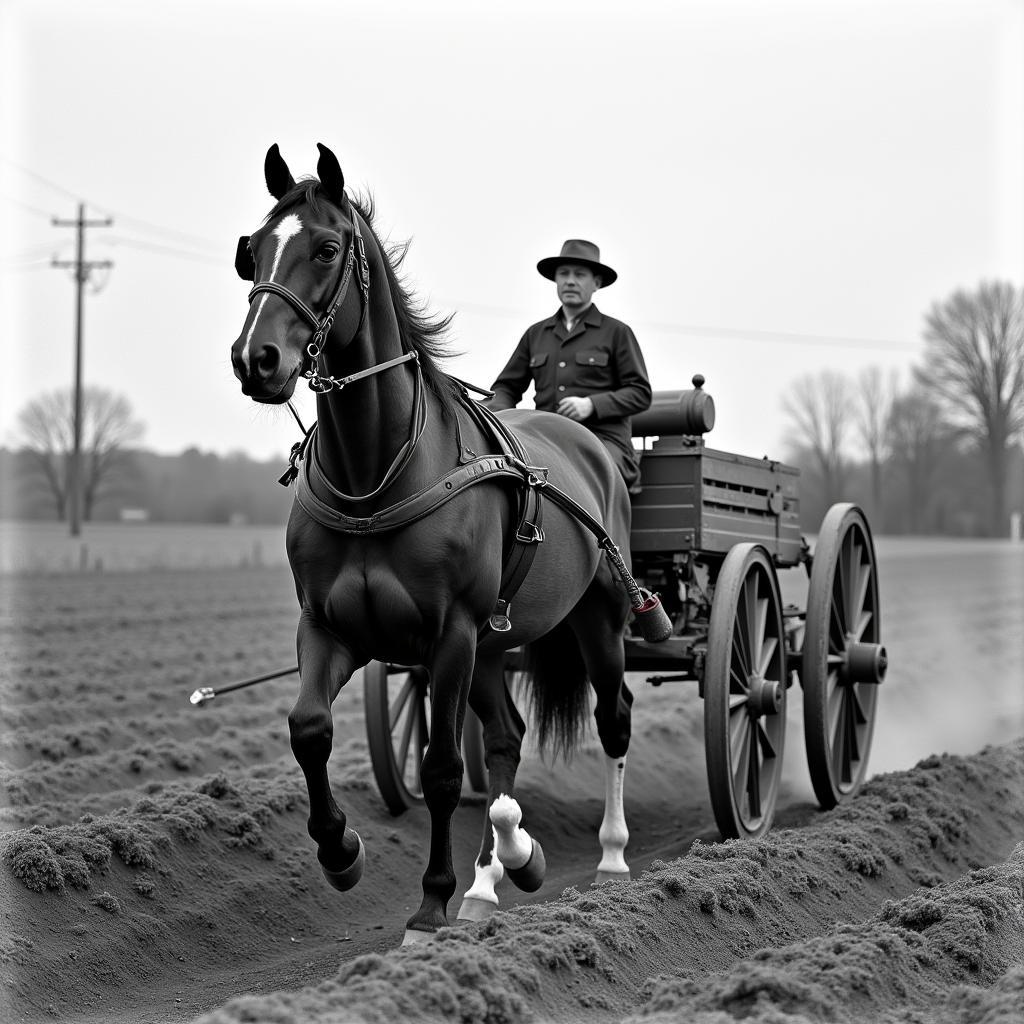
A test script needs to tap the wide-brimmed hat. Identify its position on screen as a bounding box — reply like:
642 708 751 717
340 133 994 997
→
537 239 617 286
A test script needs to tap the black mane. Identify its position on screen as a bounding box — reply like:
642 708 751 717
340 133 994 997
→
269 180 458 417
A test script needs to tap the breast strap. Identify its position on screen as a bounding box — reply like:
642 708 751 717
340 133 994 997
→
294 443 532 534
289 388 548 635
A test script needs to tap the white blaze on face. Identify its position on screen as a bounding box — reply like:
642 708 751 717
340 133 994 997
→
241 213 303 372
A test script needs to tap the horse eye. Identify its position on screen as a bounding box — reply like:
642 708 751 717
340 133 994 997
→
316 244 339 262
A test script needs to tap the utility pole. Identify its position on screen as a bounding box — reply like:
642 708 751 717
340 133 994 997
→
52 204 112 537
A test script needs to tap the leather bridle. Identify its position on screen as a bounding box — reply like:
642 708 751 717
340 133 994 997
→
247 204 426 502
246 206 416 395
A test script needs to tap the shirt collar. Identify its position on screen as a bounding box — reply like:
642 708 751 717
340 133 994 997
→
545 303 603 330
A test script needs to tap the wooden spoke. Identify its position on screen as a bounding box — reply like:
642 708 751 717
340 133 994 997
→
803 506 882 810
705 545 787 840
389 676 415 730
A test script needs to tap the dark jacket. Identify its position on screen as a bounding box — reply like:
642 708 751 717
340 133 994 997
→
488 305 652 480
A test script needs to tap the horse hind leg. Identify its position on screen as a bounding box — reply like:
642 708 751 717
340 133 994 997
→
457 651 545 923
570 596 634 884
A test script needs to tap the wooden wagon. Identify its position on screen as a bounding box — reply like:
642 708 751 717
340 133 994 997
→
343 376 887 839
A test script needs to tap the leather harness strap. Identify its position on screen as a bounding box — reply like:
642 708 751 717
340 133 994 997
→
294 446 526 533
457 394 546 635
288 384 548 637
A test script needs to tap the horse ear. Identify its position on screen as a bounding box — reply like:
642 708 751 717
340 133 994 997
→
316 143 346 205
235 236 255 281
264 144 295 200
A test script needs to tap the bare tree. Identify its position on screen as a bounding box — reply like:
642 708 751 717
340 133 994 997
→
17 387 145 521
852 365 898 529
782 370 853 506
887 386 950 533
915 281 1024 536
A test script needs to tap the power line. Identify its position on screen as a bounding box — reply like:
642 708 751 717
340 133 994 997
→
99 213 222 256
102 234 224 266
639 319 920 353
0 258 53 274
0 154 223 255
443 299 920 353
0 155 84 204
0 193 56 219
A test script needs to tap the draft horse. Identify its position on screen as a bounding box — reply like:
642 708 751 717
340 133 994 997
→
230 143 639 943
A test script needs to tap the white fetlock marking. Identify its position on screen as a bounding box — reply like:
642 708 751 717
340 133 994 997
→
489 794 533 870
462 851 503 905
597 755 629 875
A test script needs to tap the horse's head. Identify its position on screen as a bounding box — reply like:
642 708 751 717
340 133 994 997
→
231 143 367 404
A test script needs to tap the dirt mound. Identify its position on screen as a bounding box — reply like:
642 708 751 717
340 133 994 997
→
2 560 1022 1024
3 739 1021 1024
188 741 1024 1024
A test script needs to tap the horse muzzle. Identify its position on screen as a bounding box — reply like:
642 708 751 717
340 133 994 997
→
231 339 302 404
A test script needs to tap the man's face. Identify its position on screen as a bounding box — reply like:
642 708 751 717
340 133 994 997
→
555 264 600 312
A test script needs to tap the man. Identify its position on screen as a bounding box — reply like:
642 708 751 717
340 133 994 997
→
488 239 652 491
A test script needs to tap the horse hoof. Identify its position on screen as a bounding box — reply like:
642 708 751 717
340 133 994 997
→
320 833 365 892
456 896 498 922
595 868 631 884
504 837 546 893
401 928 436 946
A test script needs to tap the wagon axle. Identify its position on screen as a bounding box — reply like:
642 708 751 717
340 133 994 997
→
747 676 785 716
840 641 888 686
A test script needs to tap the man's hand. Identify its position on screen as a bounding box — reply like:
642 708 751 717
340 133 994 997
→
556 396 595 422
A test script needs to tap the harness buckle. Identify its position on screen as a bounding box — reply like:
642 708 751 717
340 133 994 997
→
308 375 334 394
278 441 304 487
488 599 513 633
515 522 545 544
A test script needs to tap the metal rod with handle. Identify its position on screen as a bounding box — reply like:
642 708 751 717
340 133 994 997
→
189 665 298 706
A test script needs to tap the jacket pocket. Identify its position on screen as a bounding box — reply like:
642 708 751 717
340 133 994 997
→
575 350 609 367
529 353 549 368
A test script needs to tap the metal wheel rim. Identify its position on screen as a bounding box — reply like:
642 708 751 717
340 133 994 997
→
803 505 881 806
705 544 787 839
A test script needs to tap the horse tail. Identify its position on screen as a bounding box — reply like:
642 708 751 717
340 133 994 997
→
519 620 590 760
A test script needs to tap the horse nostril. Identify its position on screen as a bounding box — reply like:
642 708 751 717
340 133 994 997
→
253 343 282 380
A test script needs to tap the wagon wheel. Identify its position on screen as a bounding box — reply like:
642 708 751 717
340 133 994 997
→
363 662 487 815
802 504 887 810
704 543 788 840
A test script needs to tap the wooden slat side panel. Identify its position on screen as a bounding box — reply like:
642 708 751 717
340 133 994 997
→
702 483 775 513
631 447 803 560
701 447 800 479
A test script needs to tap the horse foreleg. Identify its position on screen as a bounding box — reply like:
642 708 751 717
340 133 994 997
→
403 621 476 944
456 652 540 921
289 612 364 891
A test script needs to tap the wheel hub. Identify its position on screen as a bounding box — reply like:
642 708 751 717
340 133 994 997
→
747 675 784 716
841 641 888 685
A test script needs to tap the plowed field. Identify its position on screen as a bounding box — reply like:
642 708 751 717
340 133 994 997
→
1 536 1022 1024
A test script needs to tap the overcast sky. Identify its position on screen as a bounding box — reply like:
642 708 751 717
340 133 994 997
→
2 0 1022 463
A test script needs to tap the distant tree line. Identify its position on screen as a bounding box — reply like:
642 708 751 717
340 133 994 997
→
783 281 1024 537
7 282 1022 535
4 385 296 524
1 437 294 528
